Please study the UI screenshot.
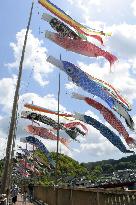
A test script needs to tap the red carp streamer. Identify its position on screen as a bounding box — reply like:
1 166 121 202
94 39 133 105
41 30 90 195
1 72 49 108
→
45 31 118 68
25 125 69 148
19 159 34 172
64 121 88 134
72 93 136 148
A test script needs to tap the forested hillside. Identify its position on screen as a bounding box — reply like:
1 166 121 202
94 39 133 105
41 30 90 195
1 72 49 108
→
0 153 135 185
82 155 136 174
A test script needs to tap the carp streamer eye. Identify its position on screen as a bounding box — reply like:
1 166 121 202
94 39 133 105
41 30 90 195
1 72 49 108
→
66 66 74 74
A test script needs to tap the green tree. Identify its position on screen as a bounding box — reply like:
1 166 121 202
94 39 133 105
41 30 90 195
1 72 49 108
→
102 164 114 174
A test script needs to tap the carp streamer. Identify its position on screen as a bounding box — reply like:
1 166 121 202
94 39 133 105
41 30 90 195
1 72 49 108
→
23 136 55 167
45 31 117 68
25 124 69 147
21 111 86 140
74 113 134 154
38 0 111 44
72 93 136 148
47 56 134 131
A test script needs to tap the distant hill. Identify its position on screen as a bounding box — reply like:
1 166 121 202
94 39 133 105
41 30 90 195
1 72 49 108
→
82 154 136 175
0 152 135 185
36 152 136 183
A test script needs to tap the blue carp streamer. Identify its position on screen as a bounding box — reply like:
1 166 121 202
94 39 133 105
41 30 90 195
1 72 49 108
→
74 114 134 154
47 56 134 130
25 136 55 167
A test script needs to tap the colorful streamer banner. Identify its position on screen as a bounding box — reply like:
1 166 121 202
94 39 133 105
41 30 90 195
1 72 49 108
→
39 0 111 43
42 13 81 39
47 56 134 130
16 166 30 178
42 13 104 44
72 93 136 148
24 103 72 117
74 113 134 154
45 31 117 68
64 121 88 133
84 72 131 111
25 125 69 147
19 159 34 172
21 111 86 140
23 136 55 167
18 146 32 156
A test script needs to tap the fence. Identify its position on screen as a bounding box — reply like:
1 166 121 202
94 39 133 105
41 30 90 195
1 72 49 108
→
33 186 136 205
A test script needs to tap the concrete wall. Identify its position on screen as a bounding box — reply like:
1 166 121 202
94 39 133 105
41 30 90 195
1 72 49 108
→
33 186 136 205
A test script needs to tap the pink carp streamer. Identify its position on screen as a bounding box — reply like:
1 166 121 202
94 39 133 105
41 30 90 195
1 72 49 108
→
25 125 69 148
16 166 30 177
19 159 34 172
64 122 88 134
72 93 136 148
45 31 118 68
19 159 41 176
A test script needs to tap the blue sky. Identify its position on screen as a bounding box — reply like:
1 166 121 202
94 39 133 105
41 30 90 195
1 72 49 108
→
0 0 136 162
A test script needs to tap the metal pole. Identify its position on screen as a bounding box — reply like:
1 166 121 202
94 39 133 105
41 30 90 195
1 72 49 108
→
7 100 19 192
25 142 28 175
33 144 35 183
0 1 34 194
31 101 35 183
55 57 61 185
55 55 61 205
23 142 28 203
6 121 17 204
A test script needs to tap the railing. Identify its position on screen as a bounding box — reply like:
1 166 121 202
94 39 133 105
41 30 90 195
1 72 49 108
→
0 194 7 205
33 186 136 205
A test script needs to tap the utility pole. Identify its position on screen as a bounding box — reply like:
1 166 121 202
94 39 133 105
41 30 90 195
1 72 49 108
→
0 1 34 194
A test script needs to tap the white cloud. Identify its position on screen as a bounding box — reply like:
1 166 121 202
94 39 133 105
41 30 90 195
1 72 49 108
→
67 0 101 6
67 0 133 26
85 110 102 122
67 0 101 16
0 116 13 159
0 75 17 111
0 90 72 159
19 92 67 114
131 0 136 16
1 1 136 163
65 82 78 91
5 29 53 86
80 141 115 156
0 135 7 159
107 23 136 59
